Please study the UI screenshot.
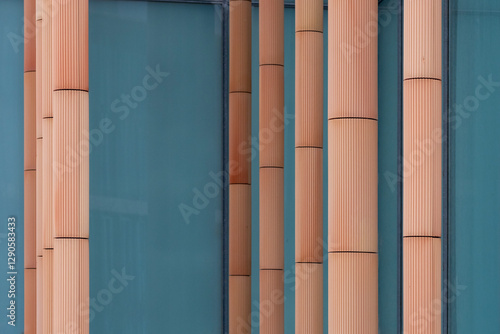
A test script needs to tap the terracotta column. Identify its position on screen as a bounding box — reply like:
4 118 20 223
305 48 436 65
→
295 1 323 333
53 0 89 333
403 0 442 333
35 0 43 332
24 0 37 332
228 0 252 333
328 1 378 333
259 1 284 333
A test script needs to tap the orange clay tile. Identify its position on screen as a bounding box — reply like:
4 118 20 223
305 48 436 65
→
36 19 42 139
24 0 36 71
24 72 36 170
296 0 323 33
53 0 89 91
42 0 52 118
259 168 284 270
54 238 89 334
229 0 252 93
403 237 441 334
259 65 284 168
36 256 43 334
42 118 54 249
36 138 43 256
328 253 378 334
229 275 252 334
295 263 323 334
328 119 378 252
403 0 442 80
229 184 252 276
53 90 89 238
403 79 442 237
229 92 251 184
259 0 284 66
42 249 53 334
260 270 284 334
328 0 378 119
25 268 37 334
295 31 323 148
25 170 37 269
295 148 323 263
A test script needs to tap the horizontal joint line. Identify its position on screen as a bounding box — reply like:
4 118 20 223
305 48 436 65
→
329 117 378 121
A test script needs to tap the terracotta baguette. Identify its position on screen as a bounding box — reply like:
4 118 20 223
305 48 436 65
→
41 0 52 118
25 268 37 334
403 79 442 237
36 19 42 139
229 0 252 93
53 0 89 91
229 276 252 334
295 148 323 263
328 0 378 119
295 263 323 334
403 237 441 334
328 119 378 253
403 0 442 80
296 0 323 33
229 184 252 276
259 0 284 66
259 167 284 270
36 138 43 257
25 170 37 269
25 72 37 170
229 93 251 184
328 253 378 334
36 256 43 334
295 32 323 148
42 249 54 334
53 91 89 238
259 65 285 168
260 270 284 334
54 239 89 334
42 118 54 248
24 0 36 71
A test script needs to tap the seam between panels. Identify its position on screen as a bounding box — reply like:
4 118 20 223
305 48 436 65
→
327 251 378 254
259 63 284 67
53 88 89 92
259 166 284 169
402 235 442 239
328 117 378 121
403 77 442 82
296 29 323 34
230 90 251 94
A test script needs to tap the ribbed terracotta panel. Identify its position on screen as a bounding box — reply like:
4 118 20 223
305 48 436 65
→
54 239 89 334
25 170 37 268
24 0 36 71
36 19 42 139
328 0 378 119
296 0 323 32
259 65 284 167
229 92 251 184
229 276 251 334
25 268 37 334
229 184 252 276
229 0 251 93
260 270 284 334
53 0 89 91
403 79 442 237
403 237 441 334
42 249 53 334
42 118 54 249
403 0 442 80
296 263 323 334
35 0 42 21
259 0 284 65
296 148 323 263
36 256 43 334
260 168 284 270
328 253 378 334
25 72 37 170
328 119 378 252
53 91 89 238
41 0 52 118
36 138 43 257
296 31 323 148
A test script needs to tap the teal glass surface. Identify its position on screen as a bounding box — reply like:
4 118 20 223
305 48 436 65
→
449 0 500 332
250 3 400 333
89 1 224 332
0 1 25 333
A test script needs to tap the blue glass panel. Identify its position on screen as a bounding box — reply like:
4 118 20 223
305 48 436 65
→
0 1 25 333
89 1 224 332
449 0 500 332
